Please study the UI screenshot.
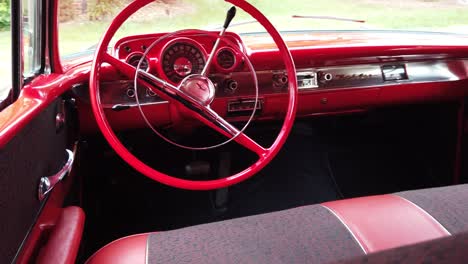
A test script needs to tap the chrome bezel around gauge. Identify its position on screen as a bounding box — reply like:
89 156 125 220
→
158 37 208 85
125 52 150 72
214 46 240 73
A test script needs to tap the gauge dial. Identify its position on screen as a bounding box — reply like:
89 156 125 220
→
216 48 236 70
162 42 206 84
126 53 149 71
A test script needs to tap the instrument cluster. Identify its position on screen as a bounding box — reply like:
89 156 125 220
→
114 32 245 86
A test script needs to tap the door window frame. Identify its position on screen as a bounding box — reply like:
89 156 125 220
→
1 0 45 110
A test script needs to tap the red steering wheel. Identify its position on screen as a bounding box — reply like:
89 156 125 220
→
89 0 298 190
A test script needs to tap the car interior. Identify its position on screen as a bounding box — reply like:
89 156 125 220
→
2 0 468 263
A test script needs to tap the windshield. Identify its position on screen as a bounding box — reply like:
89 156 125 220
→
59 0 468 58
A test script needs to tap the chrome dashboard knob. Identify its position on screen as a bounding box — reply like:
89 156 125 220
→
318 71 333 83
272 73 288 89
224 79 238 94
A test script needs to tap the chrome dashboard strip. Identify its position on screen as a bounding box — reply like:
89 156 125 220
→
287 59 468 91
106 100 169 110
207 59 468 98
73 59 468 107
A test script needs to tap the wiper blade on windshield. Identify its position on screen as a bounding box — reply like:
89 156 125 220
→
291 15 365 24
208 20 257 30
209 15 366 30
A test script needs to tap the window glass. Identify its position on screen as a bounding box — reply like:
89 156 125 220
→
59 0 468 59
22 0 42 78
0 0 11 101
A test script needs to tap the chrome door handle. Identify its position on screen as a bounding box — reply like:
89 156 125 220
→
38 149 75 201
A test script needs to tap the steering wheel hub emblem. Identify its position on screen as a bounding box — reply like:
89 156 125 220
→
179 74 215 106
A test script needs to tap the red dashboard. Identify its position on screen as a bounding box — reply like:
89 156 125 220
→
73 30 468 133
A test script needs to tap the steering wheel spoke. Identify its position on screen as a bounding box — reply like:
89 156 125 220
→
103 53 188 103
102 53 136 79
191 106 267 156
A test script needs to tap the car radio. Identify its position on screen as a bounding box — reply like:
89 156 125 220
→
227 98 263 116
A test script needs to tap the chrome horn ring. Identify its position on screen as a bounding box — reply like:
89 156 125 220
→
134 29 259 150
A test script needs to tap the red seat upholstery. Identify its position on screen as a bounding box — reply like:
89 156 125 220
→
87 184 468 264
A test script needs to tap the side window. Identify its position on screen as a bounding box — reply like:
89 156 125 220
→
22 0 42 78
0 0 42 108
0 0 11 102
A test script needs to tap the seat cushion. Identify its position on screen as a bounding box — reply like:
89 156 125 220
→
87 205 365 264
86 234 149 264
397 184 468 233
86 184 468 264
146 205 364 263
322 194 450 253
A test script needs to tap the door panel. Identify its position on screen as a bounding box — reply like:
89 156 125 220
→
0 98 71 263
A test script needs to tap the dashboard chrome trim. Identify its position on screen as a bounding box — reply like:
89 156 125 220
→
109 100 169 110
115 33 246 59
159 37 208 84
73 59 468 109
72 81 167 109
252 59 468 95
312 59 467 89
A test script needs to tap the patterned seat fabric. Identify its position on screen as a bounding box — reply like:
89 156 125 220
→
86 184 468 264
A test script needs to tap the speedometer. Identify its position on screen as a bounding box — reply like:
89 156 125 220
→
161 42 206 84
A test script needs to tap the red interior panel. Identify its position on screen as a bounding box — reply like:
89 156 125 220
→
37 207 85 264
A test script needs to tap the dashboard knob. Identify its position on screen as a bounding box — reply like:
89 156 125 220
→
224 79 238 94
272 73 288 89
126 88 136 98
318 71 333 83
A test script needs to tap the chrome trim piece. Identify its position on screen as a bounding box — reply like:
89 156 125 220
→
130 30 261 151
74 59 468 106
216 47 237 70
178 74 216 106
109 101 168 110
125 52 150 72
219 59 468 97
115 33 245 57
137 69 249 143
315 64 383 89
297 71 318 89
55 112 65 130
405 60 462 83
145 235 149 264
382 64 407 81
304 59 467 90
38 149 75 201
202 28 226 76
55 100 66 132
227 98 263 113
72 81 167 109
